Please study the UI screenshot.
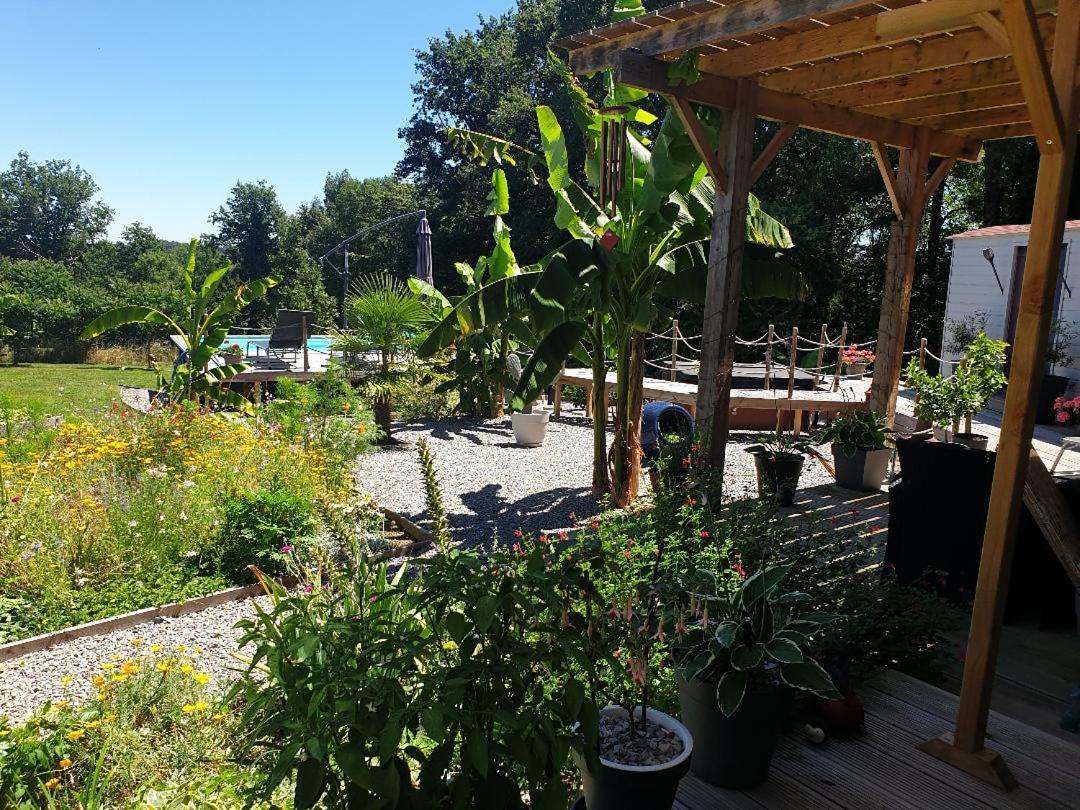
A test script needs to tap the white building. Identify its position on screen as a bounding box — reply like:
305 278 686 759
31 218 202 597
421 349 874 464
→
943 220 1080 389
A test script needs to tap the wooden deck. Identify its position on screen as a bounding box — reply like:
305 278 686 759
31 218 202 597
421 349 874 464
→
674 668 1079 809
553 368 871 434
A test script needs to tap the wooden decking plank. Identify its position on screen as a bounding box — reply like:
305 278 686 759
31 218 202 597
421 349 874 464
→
863 677 1079 806
736 766 842 809
768 734 927 809
859 712 1051 809
870 670 1080 777
939 669 1075 745
676 773 768 809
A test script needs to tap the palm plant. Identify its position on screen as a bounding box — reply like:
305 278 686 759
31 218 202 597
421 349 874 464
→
334 273 430 440
80 238 275 411
426 51 796 506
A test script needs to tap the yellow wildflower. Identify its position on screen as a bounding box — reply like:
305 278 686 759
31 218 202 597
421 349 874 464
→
91 675 106 688
120 661 140 676
211 712 226 721
60 675 74 687
65 729 85 740
192 672 210 685
102 714 117 723
149 644 162 653
0 730 10 737
156 661 172 673
42 777 61 790
58 758 72 769
111 674 128 683
180 664 194 675
51 700 69 710
129 638 143 647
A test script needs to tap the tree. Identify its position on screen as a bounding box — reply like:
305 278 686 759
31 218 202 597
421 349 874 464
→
0 151 113 261
209 180 285 282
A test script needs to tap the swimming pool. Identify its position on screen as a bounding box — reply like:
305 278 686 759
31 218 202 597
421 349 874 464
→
218 335 335 356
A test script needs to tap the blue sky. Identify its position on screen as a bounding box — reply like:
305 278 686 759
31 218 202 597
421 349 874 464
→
2 0 513 241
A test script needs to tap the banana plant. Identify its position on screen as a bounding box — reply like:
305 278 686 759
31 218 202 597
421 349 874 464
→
430 46 796 506
80 238 276 412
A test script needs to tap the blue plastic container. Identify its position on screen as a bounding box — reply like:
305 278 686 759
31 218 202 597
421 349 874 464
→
641 400 695 462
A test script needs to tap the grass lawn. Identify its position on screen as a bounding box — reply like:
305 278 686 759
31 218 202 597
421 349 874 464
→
0 362 160 417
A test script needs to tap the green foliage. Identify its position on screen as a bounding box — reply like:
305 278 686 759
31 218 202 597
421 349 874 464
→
210 488 320 583
676 565 841 717
1046 319 1078 367
906 332 1007 428
80 238 276 412
749 433 811 458
816 411 891 455
0 648 240 808
416 438 451 551
0 151 113 262
208 180 284 284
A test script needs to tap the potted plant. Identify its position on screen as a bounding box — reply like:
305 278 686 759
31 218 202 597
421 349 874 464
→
221 342 244 364
1054 395 1080 430
674 564 840 788
745 434 809 506
507 354 549 447
1038 319 1077 424
816 411 892 491
572 532 693 810
841 345 875 378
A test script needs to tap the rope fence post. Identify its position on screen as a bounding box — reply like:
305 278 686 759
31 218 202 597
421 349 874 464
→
832 323 848 392
787 326 798 399
764 323 774 390
919 337 928 371
671 318 679 382
814 323 827 388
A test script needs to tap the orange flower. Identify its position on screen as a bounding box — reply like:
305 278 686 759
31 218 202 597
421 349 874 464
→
58 758 72 769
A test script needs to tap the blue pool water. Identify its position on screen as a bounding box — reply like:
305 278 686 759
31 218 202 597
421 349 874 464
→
219 335 334 356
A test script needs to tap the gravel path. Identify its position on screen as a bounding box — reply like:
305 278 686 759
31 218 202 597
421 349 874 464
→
0 598 265 726
355 408 833 548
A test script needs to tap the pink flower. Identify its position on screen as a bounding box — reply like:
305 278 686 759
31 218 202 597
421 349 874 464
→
732 562 747 579
699 530 709 538
10 495 20 504
513 529 523 538
1056 411 1070 424
279 544 294 553
628 658 647 686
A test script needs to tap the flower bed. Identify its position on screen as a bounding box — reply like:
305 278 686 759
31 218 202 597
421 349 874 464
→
0 398 375 642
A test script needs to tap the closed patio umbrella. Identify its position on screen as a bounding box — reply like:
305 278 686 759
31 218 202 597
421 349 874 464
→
415 212 433 286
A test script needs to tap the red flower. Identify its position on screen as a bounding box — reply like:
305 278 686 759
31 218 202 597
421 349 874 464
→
513 529 523 538
699 530 709 538
731 562 748 579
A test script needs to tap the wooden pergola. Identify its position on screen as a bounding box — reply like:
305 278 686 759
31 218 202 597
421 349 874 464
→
559 0 1079 793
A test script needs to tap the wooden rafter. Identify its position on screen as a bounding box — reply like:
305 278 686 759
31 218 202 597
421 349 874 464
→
760 15 1055 95
613 51 980 159
925 156 957 198
915 104 1031 130
566 0 878 75
810 57 1025 109
1000 0 1067 150
671 97 728 191
954 121 1038 140
871 142 905 219
699 0 1053 77
859 83 1027 120
972 10 1012 49
750 123 798 185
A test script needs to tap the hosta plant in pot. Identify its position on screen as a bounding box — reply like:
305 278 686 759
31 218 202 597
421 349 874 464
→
674 564 840 788
816 411 892 491
745 434 810 506
573 532 693 810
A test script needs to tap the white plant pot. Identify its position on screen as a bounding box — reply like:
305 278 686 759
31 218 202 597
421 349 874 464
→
511 411 549 447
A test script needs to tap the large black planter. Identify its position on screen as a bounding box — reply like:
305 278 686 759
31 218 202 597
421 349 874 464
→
1037 373 1070 424
573 706 693 810
746 447 805 506
677 675 787 788
832 446 891 491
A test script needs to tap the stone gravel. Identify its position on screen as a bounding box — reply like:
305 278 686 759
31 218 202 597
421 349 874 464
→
355 406 833 548
0 597 266 726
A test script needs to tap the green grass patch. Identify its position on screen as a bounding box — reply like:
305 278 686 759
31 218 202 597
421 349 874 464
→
0 363 159 417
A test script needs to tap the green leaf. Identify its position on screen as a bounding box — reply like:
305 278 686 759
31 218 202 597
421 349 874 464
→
714 620 738 648
716 669 748 718
510 321 587 411
611 0 646 22
781 660 841 699
537 106 571 193
563 680 586 719
474 595 497 633
667 48 703 87
464 732 489 779
336 742 373 789
487 168 510 217
294 758 326 809
765 638 805 664
79 306 178 341
731 643 765 671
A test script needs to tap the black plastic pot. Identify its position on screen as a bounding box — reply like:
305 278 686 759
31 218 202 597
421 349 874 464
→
1037 373 1069 425
746 447 805 506
573 706 693 810
677 675 787 788
832 446 891 491
953 432 989 451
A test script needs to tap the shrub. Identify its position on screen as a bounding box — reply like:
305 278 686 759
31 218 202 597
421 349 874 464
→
210 488 320 582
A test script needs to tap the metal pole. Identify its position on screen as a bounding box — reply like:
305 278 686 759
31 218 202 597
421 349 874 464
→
670 319 679 382
341 249 350 329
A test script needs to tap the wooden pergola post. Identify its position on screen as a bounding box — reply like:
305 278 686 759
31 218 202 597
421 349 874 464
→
695 79 757 472
920 0 1080 789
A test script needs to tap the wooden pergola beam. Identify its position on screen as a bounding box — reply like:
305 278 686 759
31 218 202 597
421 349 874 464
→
1000 0 1067 150
972 10 1012 49
871 142 905 219
952 121 1038 140
671 97 728 191
566 0 877 75
921 0 1080 789
860 83 1027 120
915 104 1031 131
613 51 981 160
700 0 1055 77
810 57 1025 109
761 15 1055 95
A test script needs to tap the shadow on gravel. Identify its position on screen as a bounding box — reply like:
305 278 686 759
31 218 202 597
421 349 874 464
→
455 483 599 547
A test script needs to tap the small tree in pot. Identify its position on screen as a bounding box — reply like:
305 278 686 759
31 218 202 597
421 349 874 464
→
816 411 892 491
674 565 840 788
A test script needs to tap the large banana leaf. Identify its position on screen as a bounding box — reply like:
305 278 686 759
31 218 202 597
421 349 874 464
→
417 271 540 358
655 244 805 303
511 320 589 411
80 306 183 342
